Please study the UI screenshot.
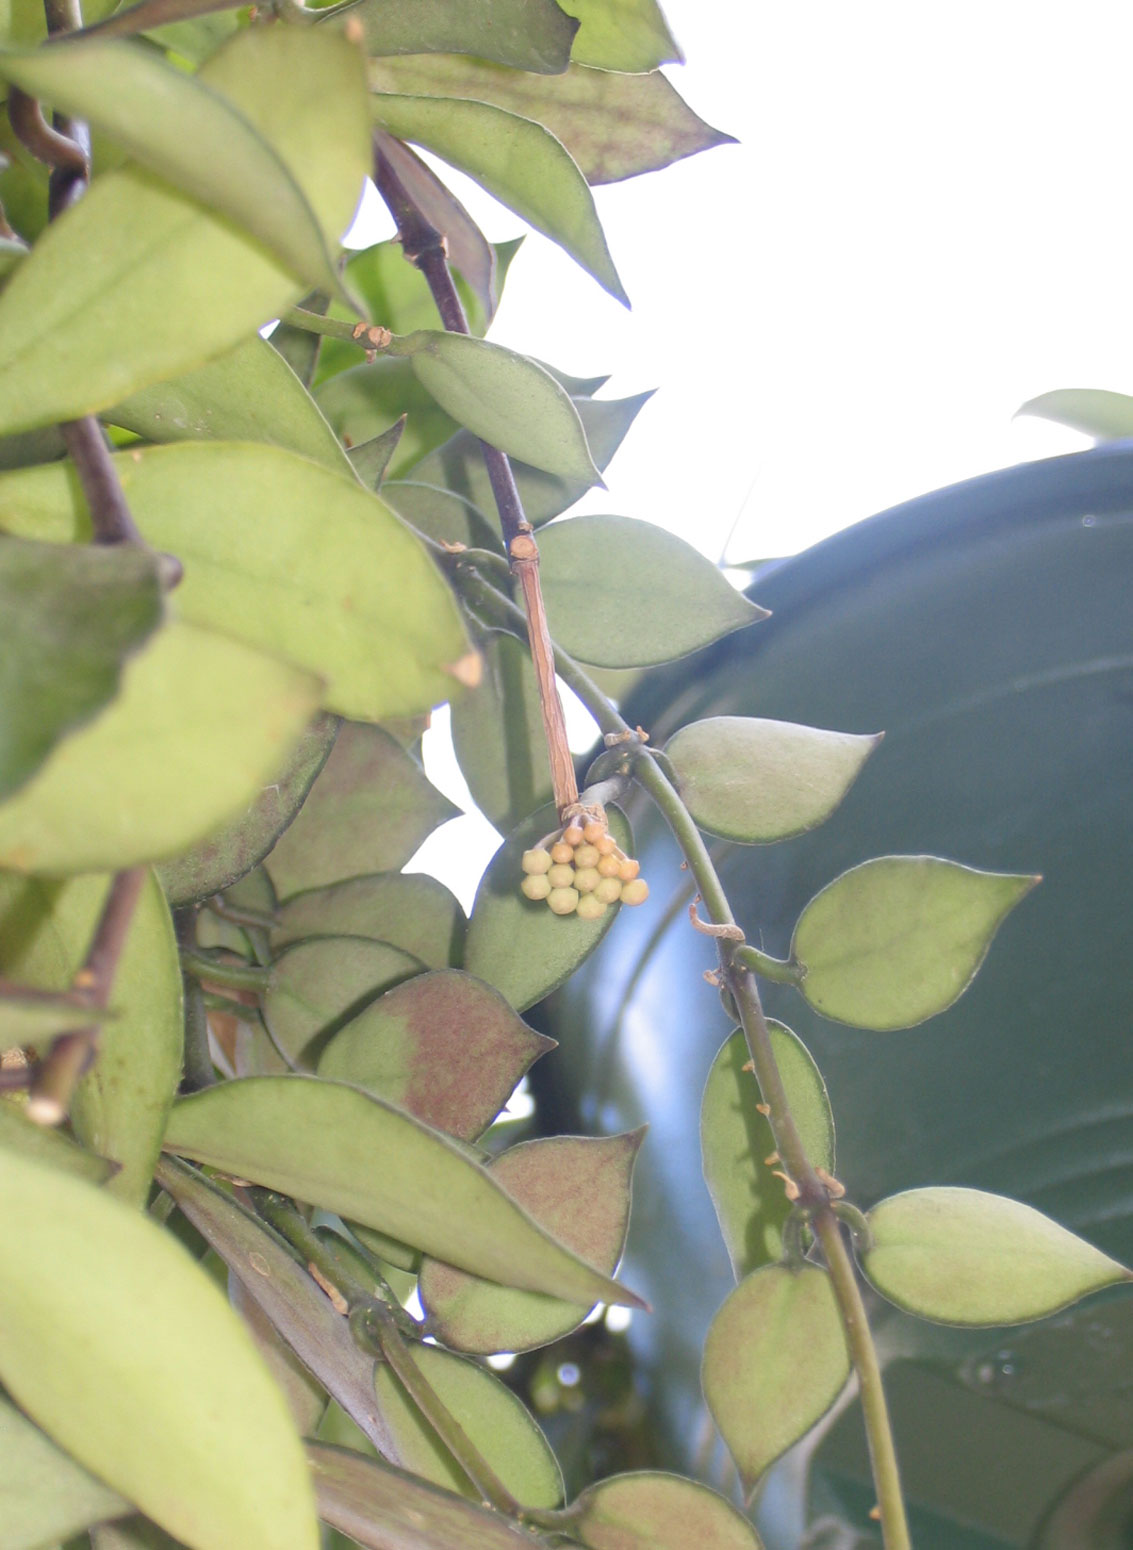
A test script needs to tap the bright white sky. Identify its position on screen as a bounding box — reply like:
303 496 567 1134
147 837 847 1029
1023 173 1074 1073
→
381 0 1133 900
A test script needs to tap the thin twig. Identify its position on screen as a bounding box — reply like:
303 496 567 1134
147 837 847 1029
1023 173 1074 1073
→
7 86 88 176
27 868 146 1125
373 142 580 813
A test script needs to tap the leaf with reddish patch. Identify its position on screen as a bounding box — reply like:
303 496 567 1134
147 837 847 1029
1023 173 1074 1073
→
264 722 458 899
420 1130 643 1353
317 970 553 1141
272 872 465 969
263 936 424 1065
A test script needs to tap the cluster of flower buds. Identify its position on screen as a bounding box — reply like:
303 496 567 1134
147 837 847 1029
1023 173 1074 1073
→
520 811 649 919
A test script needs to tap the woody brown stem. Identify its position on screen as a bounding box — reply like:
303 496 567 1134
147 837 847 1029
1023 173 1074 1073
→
373 138 578 817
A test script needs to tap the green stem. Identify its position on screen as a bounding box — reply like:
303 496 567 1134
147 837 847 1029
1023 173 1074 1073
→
206 895 278 932
279 306 393 350
813 1209 911 1550
359 1298 525 1519
179 950 270 993
453 561 911 1546
733 943 805 986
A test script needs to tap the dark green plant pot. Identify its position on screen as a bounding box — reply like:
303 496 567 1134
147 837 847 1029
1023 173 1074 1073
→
544 446 1133 1548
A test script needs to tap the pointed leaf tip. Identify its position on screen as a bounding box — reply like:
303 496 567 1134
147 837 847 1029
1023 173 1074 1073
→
864 1187 1133 1325
792 856 1039 1029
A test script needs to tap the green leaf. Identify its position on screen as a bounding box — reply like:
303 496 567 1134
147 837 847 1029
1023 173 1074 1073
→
382 480 502 552
0 870 182 1206
558 0 682 71
349 421 408 490
264 936 425 1065
307 1439 551 1549
318 969 552 1140
374 1342 563 1508
701 1025 834 1281
0 1392 129 1550
0 442 472 723
0 33 362 300
792 856 1040 1030
863 1187 1133 1325
264 721 460 899
228 1272 327 1438
408 392 652 526
451 632 553 832
393 331 600 483
1017 387 1133 440
0 536 163 802
665 716 881 843
0 1147 320 1549
356 0 578 72
702 1263 850 1494
158 713 338 906
0 620 321 874
108 336 355 477
163 1076 647 1309
465 804 633 1012
273 872 466 969
369 57 734 185
420 1129 642 1354
370 134 512 330
93 1515 184 1547
316 357 460 479
0 1100 113 1184
538 515 766 668
371 94 627 304
0 25 369 434
572 1472 765 1550
157 1155 398 1457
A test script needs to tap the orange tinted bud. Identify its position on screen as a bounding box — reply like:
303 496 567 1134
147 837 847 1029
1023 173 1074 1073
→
562 824 585 847
597 854 621 878
617 858 640 882
595 834 617 855
582 820 606 845
550 842 573 865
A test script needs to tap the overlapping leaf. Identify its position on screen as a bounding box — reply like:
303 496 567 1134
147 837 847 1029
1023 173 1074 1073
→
264 722 459 899
0 1100 112 1184
420 1130 642 1352
408 392 652 527
369 56 733 184
701 1025 834 1280
308 1440 549 1548
0 26 370 434
109 337 354 477
159 714 338 906
863 1187 1133 1325
0 620 320 874
451 632 553 832
370 93 627 303
538 515 766 668
792 856 1040 1029
0 1147 320 1549
0 34 359 299
559 0 681 71
318 970 552 1140
374 1342 563 1506
392 331 600 483
572 1472 765 1550
0 536 163 801
273 872 465 968
465 805 633 1012
382 480 502 551
0 1393 129 1550
356 0 578 73
157 1156 397 1457
665 716 880 843
702 1263 850 1494
0 442 471 723
163 1075 646 1307
0 870 181 1204
264 937 424 1065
